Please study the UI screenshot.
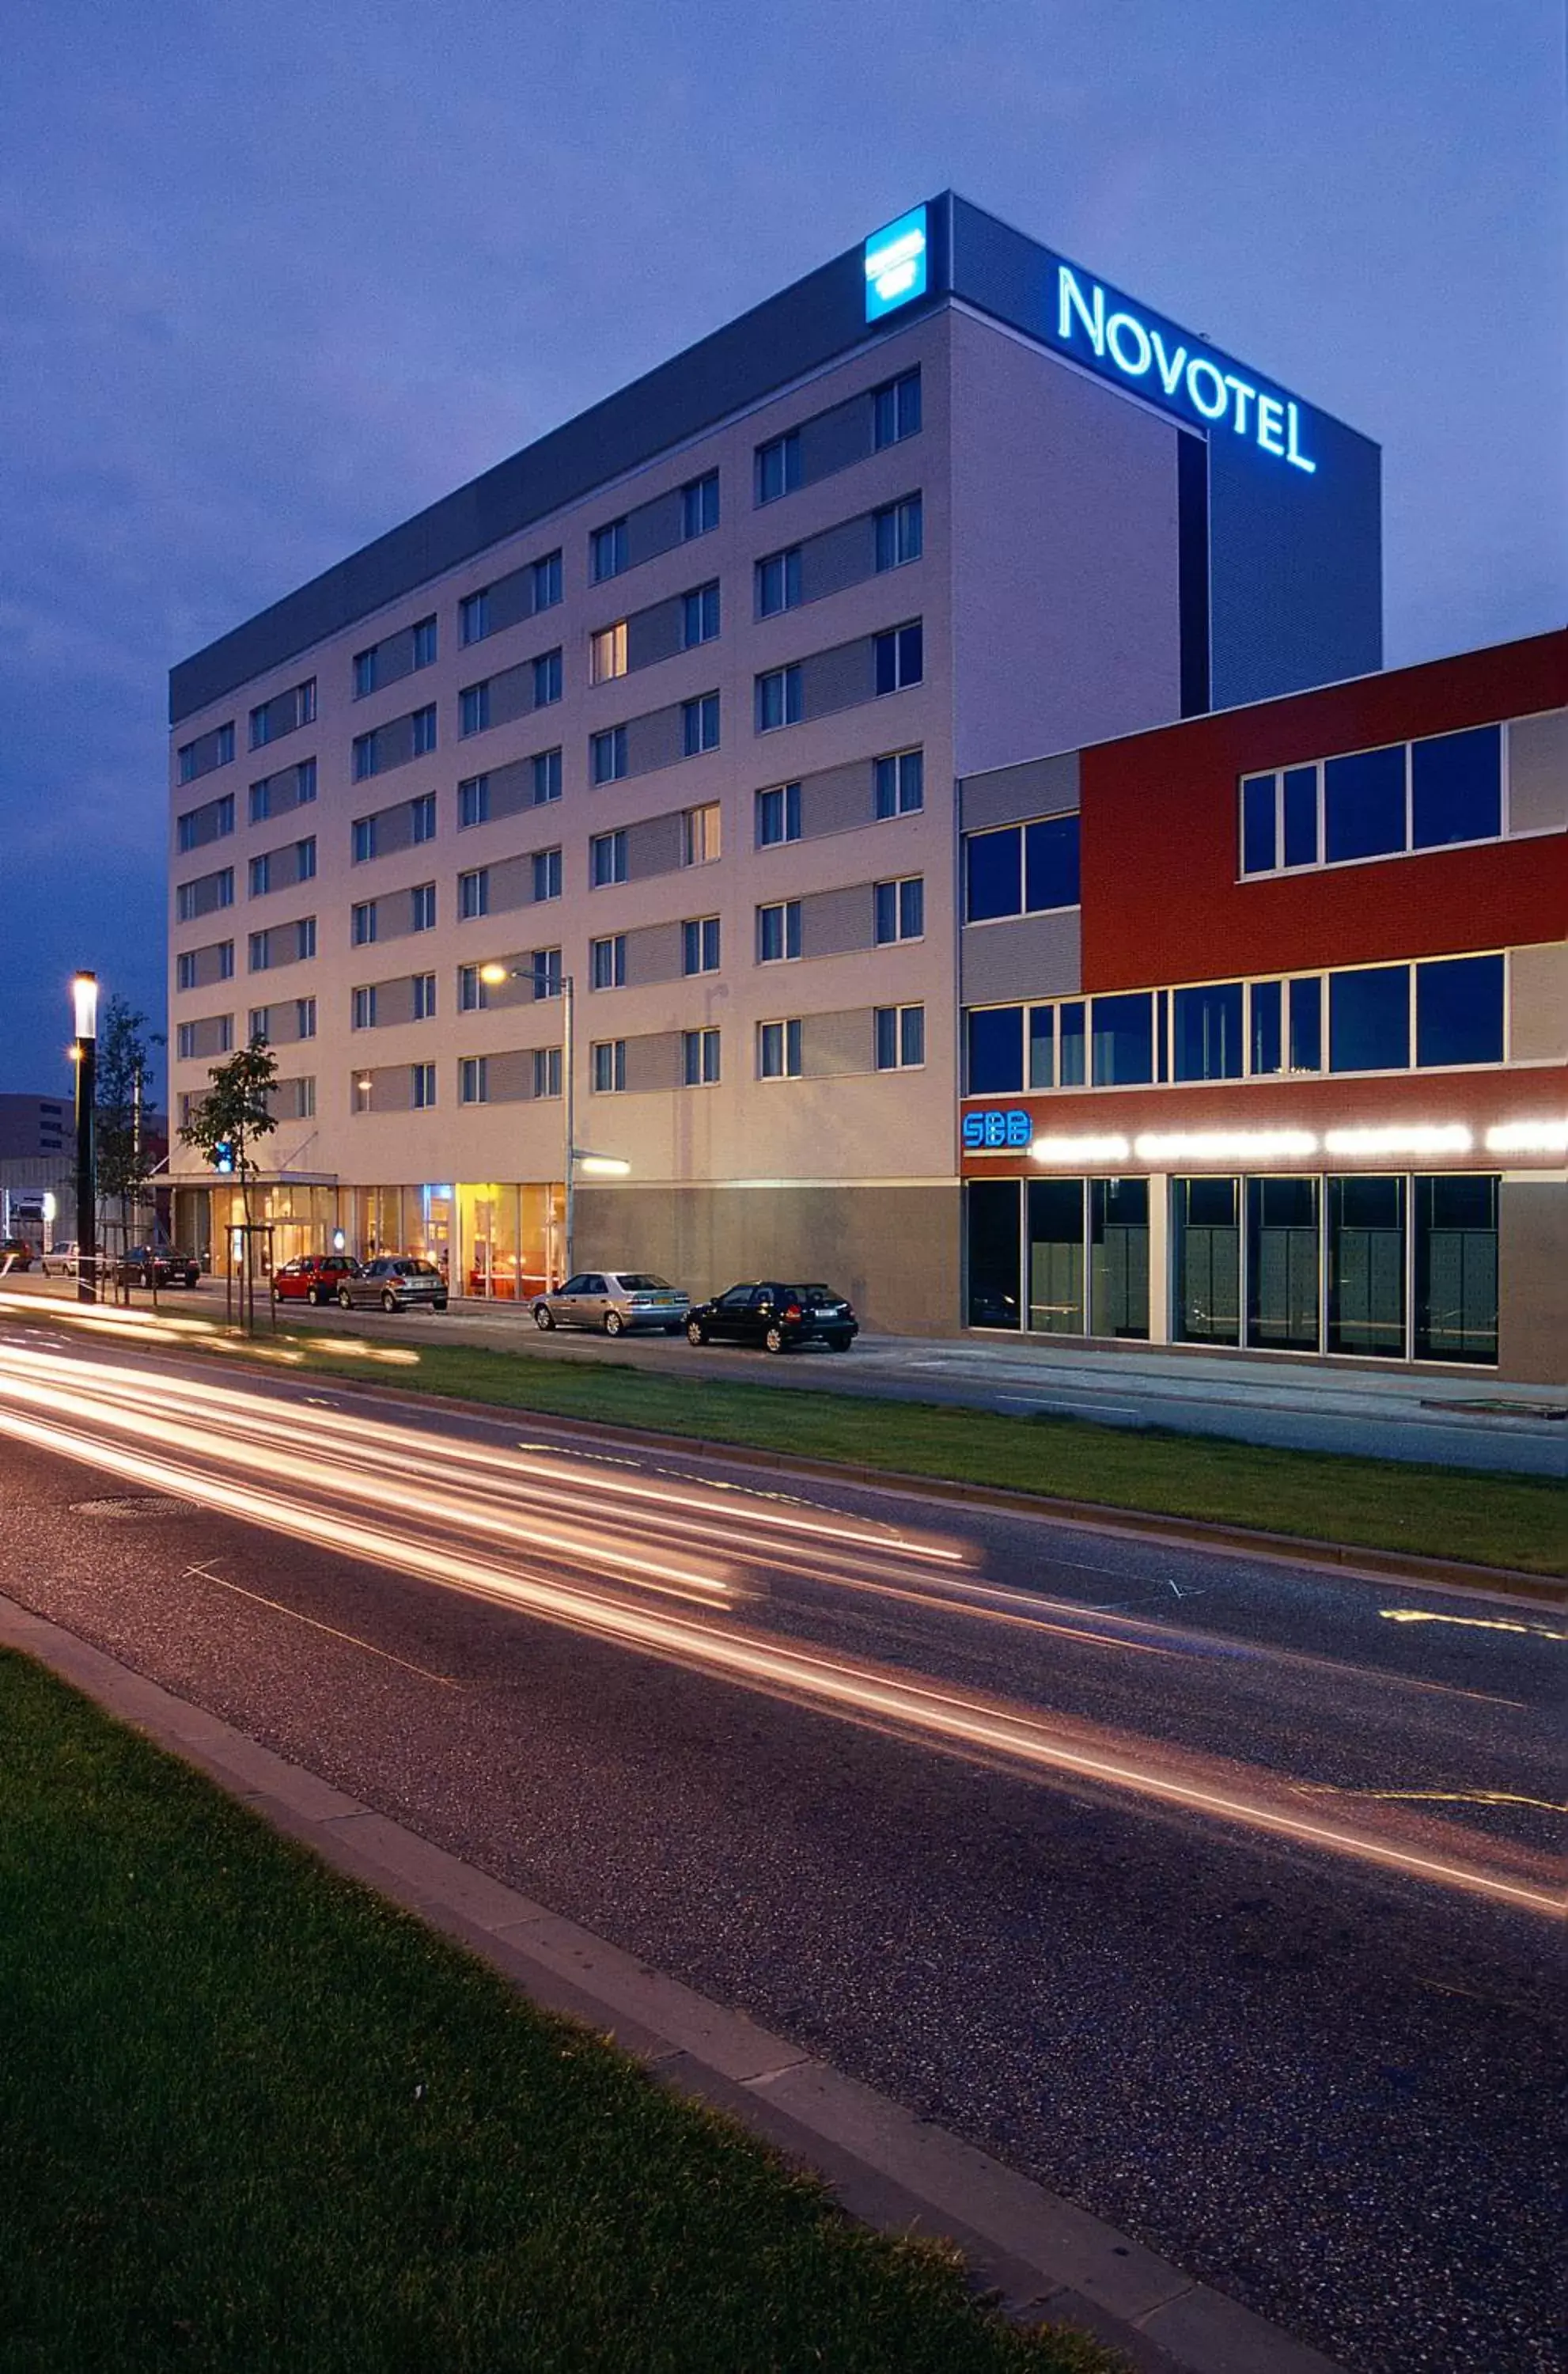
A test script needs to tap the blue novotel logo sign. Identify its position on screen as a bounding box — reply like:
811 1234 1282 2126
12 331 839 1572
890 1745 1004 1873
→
962 1108 1032 1152
865 207 929 320
1052 266 1317 474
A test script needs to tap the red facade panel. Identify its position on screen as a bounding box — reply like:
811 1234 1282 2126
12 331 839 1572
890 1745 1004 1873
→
1079 630 1568 992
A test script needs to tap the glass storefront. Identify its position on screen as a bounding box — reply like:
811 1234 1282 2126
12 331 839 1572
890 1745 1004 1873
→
1327 1174 1406 1357
1173 1176 1240 1345
1246 1177 1320 1352
173 1178 566 1297
1414 1174 1498 1363
1089 1178 1149 1339
1027 1178 1085 1333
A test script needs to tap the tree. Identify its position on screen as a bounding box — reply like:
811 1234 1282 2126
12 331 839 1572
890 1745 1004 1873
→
179 1035 279 1327
96 996 161 1277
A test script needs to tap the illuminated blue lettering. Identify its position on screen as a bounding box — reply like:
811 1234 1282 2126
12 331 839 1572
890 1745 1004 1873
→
1150 329 1187 396
865 207 929 320
1256 393 1286 455
1007 1111 1032 1147
1222 373 1257 434
1106 310 1152 376
962 1107 1032 1152
1286 401 1316 474
961 1113 985 1151
1185 357 1229 419
1057 266 1104 354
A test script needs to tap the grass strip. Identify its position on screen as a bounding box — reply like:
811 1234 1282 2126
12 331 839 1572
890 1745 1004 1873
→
0 1651 1120 2374
250 1328 1563 1578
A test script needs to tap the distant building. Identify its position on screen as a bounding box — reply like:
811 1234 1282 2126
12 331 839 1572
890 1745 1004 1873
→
0 1092 70 1162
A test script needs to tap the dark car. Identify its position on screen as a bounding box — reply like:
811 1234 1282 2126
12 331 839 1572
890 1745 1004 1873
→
336 1257 449 1313
116 1246 202 1288
0 1238 33 1272
272 1253 362 1306
684 1280 858 1355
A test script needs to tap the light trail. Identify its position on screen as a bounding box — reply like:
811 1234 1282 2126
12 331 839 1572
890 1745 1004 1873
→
0 1331 1561 1918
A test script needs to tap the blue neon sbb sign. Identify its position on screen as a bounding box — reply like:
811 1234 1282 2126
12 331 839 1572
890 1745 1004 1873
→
865 207 929 320
963 1109 1032 1152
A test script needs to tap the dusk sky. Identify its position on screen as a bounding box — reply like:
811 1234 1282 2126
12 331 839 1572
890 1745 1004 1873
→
2 0 1562 1099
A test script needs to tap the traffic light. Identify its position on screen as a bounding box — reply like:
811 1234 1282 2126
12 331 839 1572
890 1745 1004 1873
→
211 1140 235 1174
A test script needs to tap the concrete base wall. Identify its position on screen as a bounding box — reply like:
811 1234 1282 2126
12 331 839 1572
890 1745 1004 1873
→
573 1183 961 1337
1498 1178 1568 1385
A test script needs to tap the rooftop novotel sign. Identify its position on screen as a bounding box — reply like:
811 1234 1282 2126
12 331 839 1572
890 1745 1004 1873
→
1051 266 1318 475
865 206 929 320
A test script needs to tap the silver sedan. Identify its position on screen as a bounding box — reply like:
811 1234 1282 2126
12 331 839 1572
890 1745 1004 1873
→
530 1271 689 1336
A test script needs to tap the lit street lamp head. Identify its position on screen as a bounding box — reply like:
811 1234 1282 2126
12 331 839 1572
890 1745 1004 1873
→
71 971 99 1041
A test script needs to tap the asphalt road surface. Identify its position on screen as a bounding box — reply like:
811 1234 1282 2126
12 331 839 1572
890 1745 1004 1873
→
0 1313 1561 2374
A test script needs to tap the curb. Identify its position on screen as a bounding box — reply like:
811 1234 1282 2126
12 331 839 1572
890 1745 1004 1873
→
276 1360 1568 1610
0 1594 1347 2374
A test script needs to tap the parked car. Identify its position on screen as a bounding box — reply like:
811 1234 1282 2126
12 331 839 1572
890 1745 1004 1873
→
0 1238 33 1272
116 1246 202 1288
530 1271 690 1336
684 1281 858 1354
40 1242 90 1279
335 1257 449 1313
272 1253 362 1306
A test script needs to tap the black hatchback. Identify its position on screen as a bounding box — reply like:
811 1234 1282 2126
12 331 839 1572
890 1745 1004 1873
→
685 1281 857 1355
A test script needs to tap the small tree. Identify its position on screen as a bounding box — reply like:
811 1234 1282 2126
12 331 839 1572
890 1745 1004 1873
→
179 1035 278 1327
96 996 161 1284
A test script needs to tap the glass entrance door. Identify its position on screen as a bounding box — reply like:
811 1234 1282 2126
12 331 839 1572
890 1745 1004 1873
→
1246 1177 1320 1351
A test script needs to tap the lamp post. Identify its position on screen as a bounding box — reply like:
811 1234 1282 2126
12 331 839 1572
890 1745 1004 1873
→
70 971 98 1303
478 961 628 1284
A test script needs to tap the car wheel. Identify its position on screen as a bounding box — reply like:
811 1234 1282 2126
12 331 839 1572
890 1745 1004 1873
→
306 1286 321 1306
434 1299 448 1312
337 1288 353 1309
763 1325 788 1355
381 1290 398 1312
604 1310 625 1337
533 1304 555 1330
827 1334 852 1352
685 1319 708 1346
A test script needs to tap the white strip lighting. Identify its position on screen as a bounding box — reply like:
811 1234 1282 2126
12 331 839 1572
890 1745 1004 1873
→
1485 1120 1568 1155
1134 1129 1318 1162
1030 1134 1131 1164
1324 1124 1473 1157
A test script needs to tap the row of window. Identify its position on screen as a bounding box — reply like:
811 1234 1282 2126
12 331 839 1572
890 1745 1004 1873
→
1239 723 1506 878
591 472 718 583
756 493 922 616
354 622 437 698
755 369 921 505
964 953 1509 1095
461 553 563 646
176 684 317 782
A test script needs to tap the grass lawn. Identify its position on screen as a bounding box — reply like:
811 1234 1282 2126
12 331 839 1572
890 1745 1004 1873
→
237 1326 1566 1579
0 1652 1119 2374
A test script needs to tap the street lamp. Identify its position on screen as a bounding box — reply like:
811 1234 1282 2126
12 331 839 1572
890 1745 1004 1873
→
70 971 98 1303
478 960 628 1281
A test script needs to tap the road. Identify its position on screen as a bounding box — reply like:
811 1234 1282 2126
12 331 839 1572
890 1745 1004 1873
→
0 1308 1562 2374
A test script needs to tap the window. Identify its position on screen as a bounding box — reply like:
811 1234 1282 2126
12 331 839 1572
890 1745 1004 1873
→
1290 975 1323 1071
411 1062 437 1109
683 1028 721 1085
532 747 562 804
178 722 234 782
756 548 801 616
248 759 316 823
874 875 923 943
590 935 627 989
966 1005 1025 1094
683 803 721 866
175 868 233 923
295 996 317 1039
532 648 563 707
248 681 314 749
756 430 801 503
411 704 437 756
964 814 1080 920
410 882 436 931
874 749 923 817
591 1040 626 1093
1025 815 1078 910
460 683 490 737
592 518 629 582
248 917 313 970
756 782 801 845
756 666 801 731
351 816 376 863
683 692 720 754
411 791 437 843
1328 964 1409 1073
532 1046 562 1099
1090 992 1155 1085
873 369 921 448
590 622 628 684
352 1074 373 1115
459 869 489 920
1415 953 1505 1068
874 495 922 571
1412 726 1502 849
1173 981 1244 1080
1174 1178 1240 1346
411 616 437 669
250 841 313 895
682 472 719 539
682 916 720 974
176 954 196 990
457 965 486 1011
532 550 563 609
460 1056 488 1105
758 901 801 962
875 1004 925 1070
412 973 437 1021
353 648 378 698
758 1018 802 1079
351 986 377 1030
592 726 628 784
590 829 627 886
352 733 376 781
459 591 489 647
1415 1174 1498 1363
1250 980 1283 1075
1327 1175 1407 1358
458 775 489 829
682 582 720 647
532 847 562 902
874 620 923 693
1324 744 1406 863
176 794 233 851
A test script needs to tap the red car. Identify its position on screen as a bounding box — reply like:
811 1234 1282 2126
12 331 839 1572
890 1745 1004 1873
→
271 1253 361 1307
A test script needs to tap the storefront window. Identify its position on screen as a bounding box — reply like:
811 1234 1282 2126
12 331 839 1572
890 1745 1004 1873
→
1173 1176 1240 1344
1414 1174 1498 1363
1246 1177 1320 1351
1327 1175 1406 1356
966 1180 1021 1329
1028 1178 1085 1333
1090 1179 1149 1339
